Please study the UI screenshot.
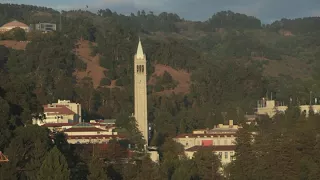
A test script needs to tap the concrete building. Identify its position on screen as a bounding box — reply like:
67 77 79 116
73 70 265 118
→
52 100 82 122
32 99 82 125
256 98 320 118
0 20 29 33
34 23 56 32
62 123 122 144
134 39 148 146
174 120 239 149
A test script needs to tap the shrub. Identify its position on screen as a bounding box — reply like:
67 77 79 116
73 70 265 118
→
115 79 123 86
100 78 111 86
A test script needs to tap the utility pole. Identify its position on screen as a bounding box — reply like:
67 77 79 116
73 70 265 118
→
59 10 62 31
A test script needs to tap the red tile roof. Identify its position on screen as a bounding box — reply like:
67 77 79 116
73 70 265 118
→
42 123 77 127
185 145 236 152
44 105 75 115
1 20 28 28
63 127 106 132
66 134 125 139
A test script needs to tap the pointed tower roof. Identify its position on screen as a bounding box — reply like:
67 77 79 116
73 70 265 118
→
136 37 144 59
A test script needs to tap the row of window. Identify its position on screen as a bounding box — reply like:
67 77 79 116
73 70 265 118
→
218 151 234 160
136 65 144 73
184 139 233 146
185 135 234 138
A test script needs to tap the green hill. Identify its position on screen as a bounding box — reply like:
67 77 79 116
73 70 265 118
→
2 3 320 180
1 3 320 132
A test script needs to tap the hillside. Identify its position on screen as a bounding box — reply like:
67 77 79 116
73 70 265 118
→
148 64 190 94
74 40 191 93
1 4 320 137
2 4 320 180
73 40 106 88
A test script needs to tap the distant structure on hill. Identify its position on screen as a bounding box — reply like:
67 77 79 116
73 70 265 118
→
0 20 29 33
31 22 57 32
32 99 82 125
256 97 320 117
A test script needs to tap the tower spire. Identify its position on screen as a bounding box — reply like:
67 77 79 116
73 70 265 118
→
136 37 144 59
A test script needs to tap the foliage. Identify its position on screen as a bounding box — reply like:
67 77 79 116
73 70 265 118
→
37 146 70 180
100 78 111 86
87 156 109 180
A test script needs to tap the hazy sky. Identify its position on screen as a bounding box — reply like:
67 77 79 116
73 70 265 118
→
8 0 320 23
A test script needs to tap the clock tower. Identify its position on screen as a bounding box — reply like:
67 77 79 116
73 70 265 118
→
134 38 148 147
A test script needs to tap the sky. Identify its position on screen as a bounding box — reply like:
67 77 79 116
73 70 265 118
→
7 0 320 23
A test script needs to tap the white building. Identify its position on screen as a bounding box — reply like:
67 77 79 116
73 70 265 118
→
185 145 235 165
62 123 123 144
256 98 320 118
174 120 239 149
32 99 82 125
134 39 148 146
34 23 57 32
174 120 239 167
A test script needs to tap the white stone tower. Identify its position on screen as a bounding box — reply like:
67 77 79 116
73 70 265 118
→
134 38 148 147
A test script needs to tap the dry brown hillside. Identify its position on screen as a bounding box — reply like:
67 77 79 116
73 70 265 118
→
73 40 106 88
0 40 28 50
148 64 191 94
74 40 191 93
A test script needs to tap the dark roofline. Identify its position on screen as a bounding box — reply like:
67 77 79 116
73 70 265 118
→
185 145 236 152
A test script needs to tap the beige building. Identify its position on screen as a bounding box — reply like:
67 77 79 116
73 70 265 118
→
52 100 82 122
134 39 148 146
256 98 320 117
32 99 82 125
63 123 123 144
185 146 235 165
0 20 29 33
174 120 239 149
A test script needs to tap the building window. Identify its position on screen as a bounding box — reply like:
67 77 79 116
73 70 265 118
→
230 152 234 160
224 140 227 145
218 152 222 159
225 152 228 159
136 65 145 73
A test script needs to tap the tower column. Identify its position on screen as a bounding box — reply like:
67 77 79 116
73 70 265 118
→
134 39 148 147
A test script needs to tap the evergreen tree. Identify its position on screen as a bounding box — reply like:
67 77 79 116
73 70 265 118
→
37 146 70 180
229 125 256 180
193 148 222 180
171 158 198 180
87 156 109 180
135 155 161 180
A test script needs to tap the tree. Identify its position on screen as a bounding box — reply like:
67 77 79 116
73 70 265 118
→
12 27 26 41
37 146 70 180
229 125 256 180
171 158 198 180
0 126 52 180
87 156 109 180
193 148 222 180
135 155 161 180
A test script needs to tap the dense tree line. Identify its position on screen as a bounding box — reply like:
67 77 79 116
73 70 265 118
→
0 3 320 180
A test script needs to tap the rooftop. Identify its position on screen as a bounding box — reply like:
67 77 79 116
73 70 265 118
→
44 105 75 115
1 20 28 28
66 134 124 139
